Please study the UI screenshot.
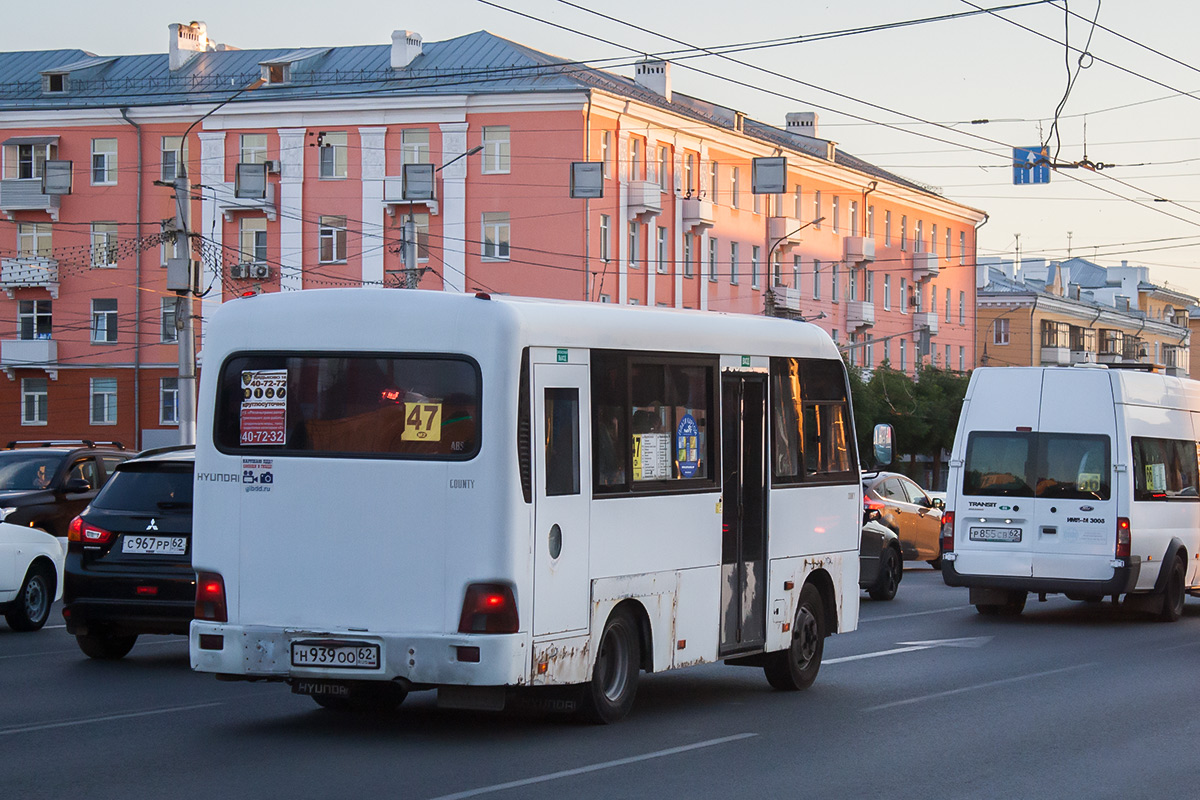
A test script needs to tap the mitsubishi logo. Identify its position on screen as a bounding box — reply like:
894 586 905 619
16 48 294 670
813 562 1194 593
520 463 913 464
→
146 519 159 531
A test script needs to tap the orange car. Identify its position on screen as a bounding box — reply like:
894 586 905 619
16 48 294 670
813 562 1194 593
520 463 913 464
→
862 471 944 567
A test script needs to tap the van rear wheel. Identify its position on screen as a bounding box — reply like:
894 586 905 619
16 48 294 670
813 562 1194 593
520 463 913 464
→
1158 557 1186 623
579 608 640 724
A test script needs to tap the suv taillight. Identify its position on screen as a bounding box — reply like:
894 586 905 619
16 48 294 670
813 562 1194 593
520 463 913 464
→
940 510 955 554
68 516 113 544
458 583 518 634
1116 518 1131 559
195 572 228 622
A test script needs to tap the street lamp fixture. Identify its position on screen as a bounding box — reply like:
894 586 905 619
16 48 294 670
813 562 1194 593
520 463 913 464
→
764 215 825 317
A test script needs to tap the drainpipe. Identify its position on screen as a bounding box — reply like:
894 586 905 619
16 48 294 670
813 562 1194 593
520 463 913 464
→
120 108 141 449
1029 296 1039 367
972 213 989 367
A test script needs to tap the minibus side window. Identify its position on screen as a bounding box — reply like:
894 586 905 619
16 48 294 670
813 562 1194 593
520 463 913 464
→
545 388 580 496
963 432 1034 497
1035 434 1110 501
770 357 857 484
1132 437 1199 501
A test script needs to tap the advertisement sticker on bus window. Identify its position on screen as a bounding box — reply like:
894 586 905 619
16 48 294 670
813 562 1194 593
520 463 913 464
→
676 414 700 478
1147 463 1167 492
402 401 443 442
633 432 671 481
1076 472 1101 493
240 370 288 446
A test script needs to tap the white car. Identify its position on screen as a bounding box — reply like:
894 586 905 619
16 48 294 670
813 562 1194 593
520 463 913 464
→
0 522 64 631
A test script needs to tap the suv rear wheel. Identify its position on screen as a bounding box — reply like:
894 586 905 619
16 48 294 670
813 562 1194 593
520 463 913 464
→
76 631 138 660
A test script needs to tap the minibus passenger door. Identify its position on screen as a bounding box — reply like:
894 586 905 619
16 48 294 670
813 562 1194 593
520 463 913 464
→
532 362 592 637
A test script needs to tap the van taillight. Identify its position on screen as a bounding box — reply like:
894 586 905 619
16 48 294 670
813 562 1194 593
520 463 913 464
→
1116 518 1131 559
458 583 518 634
68 516 113 544
940 511 955 554
195 572 228 623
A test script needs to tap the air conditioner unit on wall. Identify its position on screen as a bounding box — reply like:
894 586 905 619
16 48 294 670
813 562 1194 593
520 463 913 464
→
251 263 270 280
265 160 281 174
229 263 250 279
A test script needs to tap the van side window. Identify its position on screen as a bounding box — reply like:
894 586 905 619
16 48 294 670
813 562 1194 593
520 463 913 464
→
1132 437 1199 501
544 388 580 496
591 351 715 494
770 357 857 484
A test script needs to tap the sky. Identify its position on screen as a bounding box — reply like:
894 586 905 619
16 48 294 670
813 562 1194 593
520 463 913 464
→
5 0 1200 297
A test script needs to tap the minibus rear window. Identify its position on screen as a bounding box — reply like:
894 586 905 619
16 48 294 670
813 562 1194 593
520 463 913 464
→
214 354 480 459
964 432 1035 497
963 432 1111 500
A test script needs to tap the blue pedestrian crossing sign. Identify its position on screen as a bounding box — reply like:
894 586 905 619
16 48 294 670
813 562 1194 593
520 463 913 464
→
1013 146 1050 185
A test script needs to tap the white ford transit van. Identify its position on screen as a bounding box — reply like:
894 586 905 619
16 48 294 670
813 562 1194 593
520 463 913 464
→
941 365 1200 620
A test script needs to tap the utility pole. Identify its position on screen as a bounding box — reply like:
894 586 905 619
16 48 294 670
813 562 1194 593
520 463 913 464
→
401 216 418 289
171 169 197 446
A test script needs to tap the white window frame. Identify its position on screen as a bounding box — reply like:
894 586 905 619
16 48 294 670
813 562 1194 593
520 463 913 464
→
683 234 693 278
751 245 760 289
318 131 348 179
18 222 52 257
629 223 641 270
161 297 178 343
90 377 118 425
21 377 47 426
239 217 268 264
401 128 430 166
959 346 966 371
708 237 718 282
831 262 839 303
160 377 179 426
792 254 801 290
960 231 967 264
630 138 642 181
814 191 822 227
91 138 117 185
960 291 966 325
883 274 891 310
884 211 892 246
994 318 1010 345
318 215 348 263
710 162 719 205
481 212 510 260
793 184 802 219
899 339 908 372
731 167 740 209
161 135 186 183
900 215 908 252
729 241 739 285
91 222 118 268
658 145 670 192
240 134 268 165
656 226 669 274
18 299 51 340
832 196 840 232
813 260 821 300
91 298 118 344
599 215 611 263
946 288 952 323
602 131 612 179
900 277 908 314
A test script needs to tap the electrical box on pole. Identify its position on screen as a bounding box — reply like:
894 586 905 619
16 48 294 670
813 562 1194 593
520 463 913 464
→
402 218 418 289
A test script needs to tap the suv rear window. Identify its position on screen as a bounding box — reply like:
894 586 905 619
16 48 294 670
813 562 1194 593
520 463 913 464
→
963 432 1110 500
214 354 481 459
92 464 194 511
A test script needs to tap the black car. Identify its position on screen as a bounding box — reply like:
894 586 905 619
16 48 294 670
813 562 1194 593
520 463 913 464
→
859 509 903 601
62 446 194 660
0 440 129 538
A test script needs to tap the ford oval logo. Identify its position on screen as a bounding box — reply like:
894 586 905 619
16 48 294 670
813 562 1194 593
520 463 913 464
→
1080 505 1094 512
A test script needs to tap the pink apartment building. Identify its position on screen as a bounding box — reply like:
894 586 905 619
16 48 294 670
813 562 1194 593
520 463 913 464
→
0 22 985 447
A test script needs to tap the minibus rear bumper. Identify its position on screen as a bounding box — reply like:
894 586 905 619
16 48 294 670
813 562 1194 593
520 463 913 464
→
188 622 529 687
942 556 1141 596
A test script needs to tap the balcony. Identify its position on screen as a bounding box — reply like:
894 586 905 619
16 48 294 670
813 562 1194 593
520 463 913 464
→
0 179 60 220
383 174 439 217
1 338 57 374
681 197 714 231
627 179 662 220
914 311 938 336
0 256 59 298
847 300 875 329
843 236 876 263
912 251 939 280
774 286 802 312
768 216 805 249
1040 346 1071 366
1070 349 1096 364
216 182 277 222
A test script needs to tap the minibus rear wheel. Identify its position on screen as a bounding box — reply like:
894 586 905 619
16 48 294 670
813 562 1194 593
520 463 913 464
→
579 607 641 724
764 584 825 690
1158 557 1186 623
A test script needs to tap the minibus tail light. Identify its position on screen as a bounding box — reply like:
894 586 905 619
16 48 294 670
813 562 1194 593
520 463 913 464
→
458 583 518 634
941 511 955 554
195 572 228 623
1116 518 1131 559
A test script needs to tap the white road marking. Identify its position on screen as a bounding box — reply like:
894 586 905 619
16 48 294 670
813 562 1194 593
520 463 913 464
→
426 733 758 800
44 624 66 629
0 638 185 661
863 663 1098 713
861 605 969 622
0 701 225 736
826 636 991 664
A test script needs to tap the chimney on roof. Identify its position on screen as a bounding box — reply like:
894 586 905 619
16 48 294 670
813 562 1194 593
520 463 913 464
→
169 21 208 71
634 60 671 102
391 30 423 69
786 112 819 138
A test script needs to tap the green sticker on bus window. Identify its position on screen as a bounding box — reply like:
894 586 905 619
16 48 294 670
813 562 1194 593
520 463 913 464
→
557 349 568 363
741 355 751 367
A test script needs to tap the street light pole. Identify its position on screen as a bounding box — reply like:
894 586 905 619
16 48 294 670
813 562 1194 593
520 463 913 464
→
764 215 825 316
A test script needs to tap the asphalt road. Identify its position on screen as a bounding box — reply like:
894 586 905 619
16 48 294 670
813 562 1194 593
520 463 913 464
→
4 567 1198 800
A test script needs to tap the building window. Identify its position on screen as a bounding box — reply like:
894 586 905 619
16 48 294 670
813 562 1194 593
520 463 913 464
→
867 204 875 237
708 237 718 282
946 228 952 259
601 131 613 179
21 377 48 426
91 138 117 184
849 200 858 236
683 235 693 278
161 377 179 425
629 138 643 182
959 346 966 371
792 254 801 290
657 226 669 274
4 141 56 180
241 134 268 165
931 284 938 313
659 145 670 192
319 215 348 263
17 222 52 258
731 167 740 209
995 317 1010 345
793 184 802 219
865 270 874 303
318 131 348 179
91 222 118 268
629 224 641 270
900 215 908 251
945 344 952 369
899 339 907 372
946 288 952 322
710 161 719 204
161 297 177 343
813 260 821 300
599 215 611 262
848 268 858 302
831 262 839 302
481 212 510 260
914 282 923 312
239 217 267 263
883 339 891 365
90 377 118 425
883 275 891 310
684 153 695 195
832 196 840 232
18 299 51 340
730 241 739 285
884 211 892 246
915 219 923 253
865 335 874 367
91 299 118 343
161 135 186 182
900 277 908 314
814 191 822 227
931 224 939 255
753 188 761 215
401 128 430 165
960 231 967 264
960 291 966 325
751 245 760 288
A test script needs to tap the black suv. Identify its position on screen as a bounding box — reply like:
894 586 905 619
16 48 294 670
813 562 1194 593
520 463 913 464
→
63 446 194 660
0 440 129 538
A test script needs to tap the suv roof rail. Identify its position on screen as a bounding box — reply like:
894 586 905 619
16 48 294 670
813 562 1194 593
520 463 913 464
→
5 439 127 450
133 444 195 459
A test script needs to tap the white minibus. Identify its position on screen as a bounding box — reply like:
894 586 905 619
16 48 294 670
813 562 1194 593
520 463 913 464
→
942 365 1200 619
189 289 875 722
